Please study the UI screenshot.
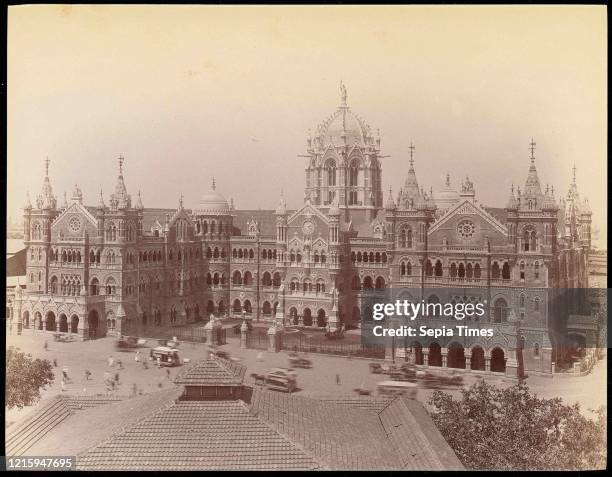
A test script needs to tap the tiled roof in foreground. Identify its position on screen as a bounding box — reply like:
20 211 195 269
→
77 400 319 471
173 357 247 386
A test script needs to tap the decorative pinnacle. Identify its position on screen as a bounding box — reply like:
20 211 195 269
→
212 177 216 191
572 164 577 184
339 80 347 107
179 193 183 208
44 157 50 177
529 138 536 163
409 142 415 168
118 155 124 175
446 173 451 187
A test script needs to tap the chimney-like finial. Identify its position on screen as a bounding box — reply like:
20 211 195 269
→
44 157 50 177
212 177 216 191
572 164 577 184
118 154 124 175
179 193 183 208
446 173 451 187
409 142 415 168
529 138 536 163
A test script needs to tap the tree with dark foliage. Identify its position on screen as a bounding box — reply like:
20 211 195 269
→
6 346 55 410
429 380 606 470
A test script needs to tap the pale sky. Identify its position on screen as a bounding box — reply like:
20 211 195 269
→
7 5 607 246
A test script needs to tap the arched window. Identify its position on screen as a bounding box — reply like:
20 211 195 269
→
400 261 406 276
435 260 443 277
502 262 511 280
244 271 253 286
493 298 508 323
425 260 433 276
262 272 272 287
49 276 58 294
458 263 465 278
466 263 473 278
105 277 117 296
450 263 457 278
273 272 281 288
491 262 500 279
232 271 242 285
326 159 336 187
90 278 99 296
375 276 385 289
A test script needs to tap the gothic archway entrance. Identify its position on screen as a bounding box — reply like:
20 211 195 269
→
88 310 99 339
447 342 466 369
491 347 506 373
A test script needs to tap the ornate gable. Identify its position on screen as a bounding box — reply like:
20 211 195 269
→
50 202 98 238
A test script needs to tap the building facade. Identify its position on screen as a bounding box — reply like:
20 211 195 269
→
12 86 593 376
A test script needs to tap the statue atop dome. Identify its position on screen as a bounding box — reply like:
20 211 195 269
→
339 80 347 107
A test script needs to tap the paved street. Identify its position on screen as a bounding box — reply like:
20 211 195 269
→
6 331 607 427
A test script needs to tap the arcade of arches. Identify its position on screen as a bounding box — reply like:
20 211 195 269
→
402 342 507 374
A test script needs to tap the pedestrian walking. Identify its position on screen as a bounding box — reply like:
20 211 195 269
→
115 372 120 383
84 369 91 381
157 356 161 368
44 341 48 351
135 351 140 363
53 358 58 367
117 359 123 370
336 374 341 385
62 367 70 382
166 368 171 380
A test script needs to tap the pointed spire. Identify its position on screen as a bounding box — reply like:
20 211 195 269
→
572 164 577 185
385 186 396 210
212 177 216 191
62 191 68 209
24 191 32 210
135 190 144 210
275 188 287 215
529 137 536 165
179 193 184 209
110 155 130 209
39 157 56 209
409 142 416 169
97 189 105 209
446 173 451 187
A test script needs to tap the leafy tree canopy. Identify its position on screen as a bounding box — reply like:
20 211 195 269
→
6 346 55 410
429 379 606 470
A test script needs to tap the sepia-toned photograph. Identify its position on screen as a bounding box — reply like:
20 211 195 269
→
4 4 607 471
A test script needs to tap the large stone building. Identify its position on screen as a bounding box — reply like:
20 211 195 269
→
12 86 593 377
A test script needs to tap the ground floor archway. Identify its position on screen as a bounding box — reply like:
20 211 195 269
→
316 309 326 327
70 315 79 334
59 314 68 333
303 308 312 326
470 346 485 370
88 310 99 339
429 342 442 367
23 311 30 329
447 342 466 369
491 347 506 373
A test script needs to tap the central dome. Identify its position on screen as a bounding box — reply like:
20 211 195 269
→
311 83 375 149
195 179 230 215
316 107 371 147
